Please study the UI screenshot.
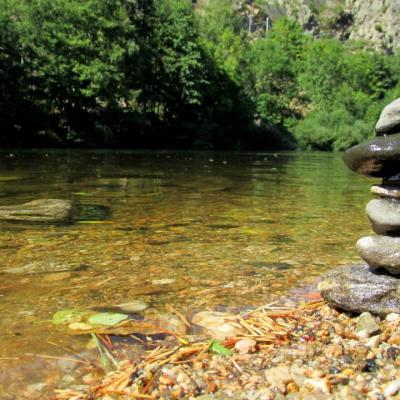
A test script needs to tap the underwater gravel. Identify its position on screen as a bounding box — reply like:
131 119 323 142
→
55 302 400 400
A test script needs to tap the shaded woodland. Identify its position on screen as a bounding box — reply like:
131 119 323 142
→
1 0 400 150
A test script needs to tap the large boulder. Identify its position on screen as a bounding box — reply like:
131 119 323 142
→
357 236 400 274
343 133 400 178
376 98 400 136
0 199 74 223
319 264 400 315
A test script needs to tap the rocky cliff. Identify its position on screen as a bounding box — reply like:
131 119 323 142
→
232 0 400 53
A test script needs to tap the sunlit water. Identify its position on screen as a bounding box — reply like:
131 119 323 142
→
0 150 377 397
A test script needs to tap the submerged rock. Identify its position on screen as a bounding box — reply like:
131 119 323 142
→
152 278 176 285
3 261 86 274
376 98 400 136
343 133 400 178
153 313 188 337
191 311 240 340
366 198 400 234
0 199 74 223
357 236 400 274
319 264 400 315
43 272 72 282
234 338 257 354
114 300 150 313
371 185 400 199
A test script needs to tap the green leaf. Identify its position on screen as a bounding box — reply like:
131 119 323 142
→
91 333 111 370
87 312 128 326
210 340 233 356
52 309 83 325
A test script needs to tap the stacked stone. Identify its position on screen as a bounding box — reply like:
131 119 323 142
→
320 98 400 316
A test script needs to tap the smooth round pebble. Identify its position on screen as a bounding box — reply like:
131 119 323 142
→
384 380 400 397
386 313 400 323
115 300 150 313
376 98 400 135
356 236 400 274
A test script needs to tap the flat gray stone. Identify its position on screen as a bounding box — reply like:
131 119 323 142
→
366 198 400 234
371 185 400 198
376 98 400 135
343 133 400 178
0 199 74 223
357 236 400 274
319 264 400 315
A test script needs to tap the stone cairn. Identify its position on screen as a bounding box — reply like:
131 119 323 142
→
320 98 400 315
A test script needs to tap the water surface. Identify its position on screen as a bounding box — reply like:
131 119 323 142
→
0 150 376 396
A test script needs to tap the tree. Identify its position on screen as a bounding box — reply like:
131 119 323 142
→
248 17 305 126
197 0 246 84
18 0 135 144
0 0 34 143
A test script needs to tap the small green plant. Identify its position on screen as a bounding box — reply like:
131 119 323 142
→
91 333 119 371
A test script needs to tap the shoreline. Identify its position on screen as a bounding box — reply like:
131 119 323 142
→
53 291 400 400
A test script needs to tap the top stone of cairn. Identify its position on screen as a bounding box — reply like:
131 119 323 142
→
376 98 400 136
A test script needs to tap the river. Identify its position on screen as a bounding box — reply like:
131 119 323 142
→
0 150 375 398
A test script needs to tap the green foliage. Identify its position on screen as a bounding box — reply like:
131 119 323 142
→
294 39 400 150
19 0 134 143
210 340 233 356
198 0 246 83
140 0 207 124
0 1 399 150
293 107 372 151
0 0 35 141
248 18 305 125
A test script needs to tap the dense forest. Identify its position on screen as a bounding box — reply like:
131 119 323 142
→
1 0 400 150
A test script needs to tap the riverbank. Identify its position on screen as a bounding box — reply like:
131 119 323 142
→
53 295 400 400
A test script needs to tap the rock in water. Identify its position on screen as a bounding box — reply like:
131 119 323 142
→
154 313 188 337
3 261 85 274
371 185 400 198
191 311 240 340
319 264 400 315
376 98 400 135
357 236 400 274
114 300 150 313
366 198 400 234
343 133 400 178
0 199 74 223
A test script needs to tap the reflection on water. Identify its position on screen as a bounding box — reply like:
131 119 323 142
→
0 150 376 394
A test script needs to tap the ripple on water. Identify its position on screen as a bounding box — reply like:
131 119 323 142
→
0 150 373 394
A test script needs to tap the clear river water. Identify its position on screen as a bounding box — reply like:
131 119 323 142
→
0 150 376 398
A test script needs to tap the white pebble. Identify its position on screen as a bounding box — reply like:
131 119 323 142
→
386 313 400 323
235 339 257 354
305 378 330 394
356 329 370 339
384 380 400 397
365 335 380 348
